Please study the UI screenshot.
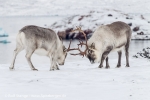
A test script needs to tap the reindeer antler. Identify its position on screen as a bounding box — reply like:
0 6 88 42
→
67 39 75 52
67 26 88 57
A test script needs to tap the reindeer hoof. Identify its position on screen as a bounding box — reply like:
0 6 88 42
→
98 65 103 68
56 67 60 70
50 69 54 71
9 67 15 70
32 69 38 71
125 66 130 67
116 65 121 68
105 66 110 69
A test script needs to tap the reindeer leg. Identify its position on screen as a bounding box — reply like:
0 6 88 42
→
99 52 110 68
116 51 122 68
9 47 23 70
49 54 55 71
54 61 59 70
49 50 59 71
99 46 112 69
26 49 38 71
98 53 106 68
105 57 110 69
125 44 130 67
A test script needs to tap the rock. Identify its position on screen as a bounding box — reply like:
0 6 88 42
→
137 31 144 35
90 11 95 13
57 31 66 39
84 29 93 35
137 32 140 35
65 28 73 39
95 23 98 26
128 23 132 26
57 28 75 39
57 28 93 40
55 25 62 28
68 21 71 24
78 16 84 21
87 33 92 39
140 32 144 35
85 15 91 17
141 15 145 19
133 55 138 58
126 17 132 19
133 27 139 32
74 29 93 40
108 14 113 17
66 28 73 33
69 33 76 39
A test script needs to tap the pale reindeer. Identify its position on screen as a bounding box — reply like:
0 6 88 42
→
9 25 73 71
71 21 132 68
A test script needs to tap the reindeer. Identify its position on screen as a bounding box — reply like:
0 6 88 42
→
9 25 73 71
71 21 132 68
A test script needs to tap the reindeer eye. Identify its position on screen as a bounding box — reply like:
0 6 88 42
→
63 46 66 52
63 48 67 52
88 50 93 54
88 50 90 53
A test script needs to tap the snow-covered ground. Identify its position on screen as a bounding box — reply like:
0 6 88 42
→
0 0 150 16
1 53 150 100
49 9 150 40
0 40 150 100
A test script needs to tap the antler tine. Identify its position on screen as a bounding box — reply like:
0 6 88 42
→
69 43 86 57
78 38 85 48
77 26 88 50
67 39 78 52
67 39 72 52
68 26 89 57
70 53 85 57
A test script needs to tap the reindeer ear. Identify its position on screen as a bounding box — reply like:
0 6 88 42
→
91 43 95 49
59 36 63 43
63 46 67 52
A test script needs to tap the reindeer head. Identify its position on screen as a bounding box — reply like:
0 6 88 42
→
57 38 78 65
56 44 68 65
86 42 101 64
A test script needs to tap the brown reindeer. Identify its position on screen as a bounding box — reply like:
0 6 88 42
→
70 21 132 68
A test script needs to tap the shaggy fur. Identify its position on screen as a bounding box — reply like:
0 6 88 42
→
86 21 132 68
10 25 67 71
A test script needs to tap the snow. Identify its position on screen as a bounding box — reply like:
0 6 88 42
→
0 0 150 100
1 0 150 39
49 9 150 40
0 0 150 16
1 55 150 100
